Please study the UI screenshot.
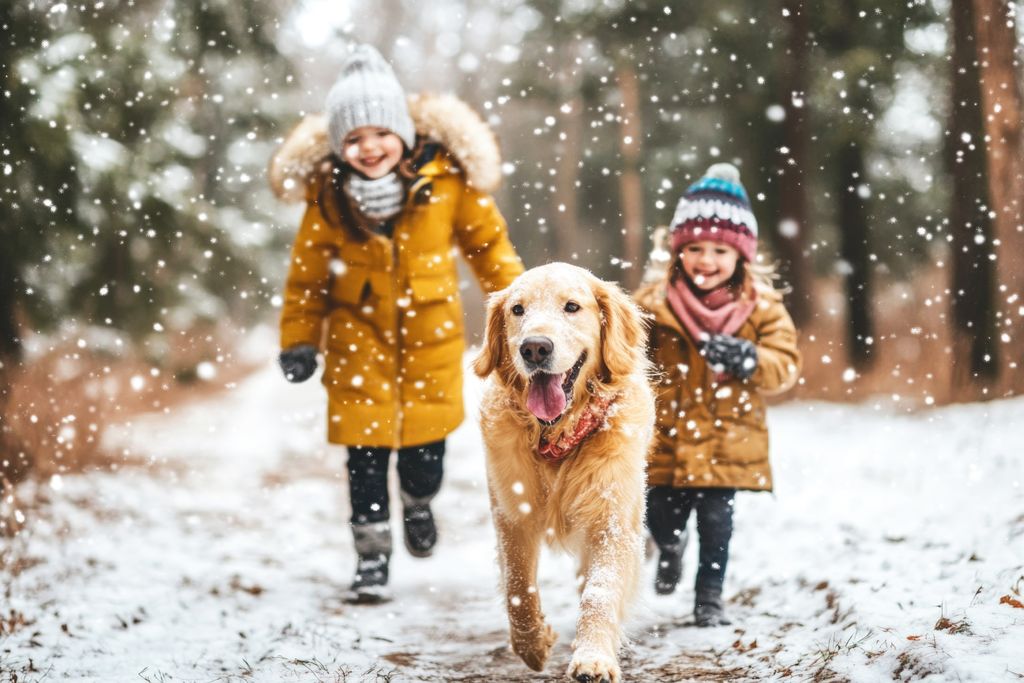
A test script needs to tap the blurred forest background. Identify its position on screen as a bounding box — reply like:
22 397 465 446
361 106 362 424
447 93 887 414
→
1 0 1023 488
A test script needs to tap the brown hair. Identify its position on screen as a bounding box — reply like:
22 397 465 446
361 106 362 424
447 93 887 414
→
396 136 430 180
315 136 433 240
729 259 781 293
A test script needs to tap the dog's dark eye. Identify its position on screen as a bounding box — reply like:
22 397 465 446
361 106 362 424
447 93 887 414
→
511 303 525 316
564 301 580 313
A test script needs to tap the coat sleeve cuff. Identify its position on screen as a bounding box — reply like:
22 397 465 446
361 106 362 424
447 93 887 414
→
280 324 321 351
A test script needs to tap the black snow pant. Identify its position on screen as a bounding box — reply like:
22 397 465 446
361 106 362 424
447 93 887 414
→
646 486 736 595
347 440 445 524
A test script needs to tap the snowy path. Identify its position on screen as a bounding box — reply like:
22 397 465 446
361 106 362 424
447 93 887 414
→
3 356 1024 682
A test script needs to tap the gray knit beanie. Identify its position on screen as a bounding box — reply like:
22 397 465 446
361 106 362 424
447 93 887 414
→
325 45 416 156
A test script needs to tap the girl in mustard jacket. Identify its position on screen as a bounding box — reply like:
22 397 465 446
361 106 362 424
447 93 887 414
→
269 45 523 603
634 163 800 626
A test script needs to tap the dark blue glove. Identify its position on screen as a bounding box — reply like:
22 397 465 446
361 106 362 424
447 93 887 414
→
703 334 758 380
278 344 318 383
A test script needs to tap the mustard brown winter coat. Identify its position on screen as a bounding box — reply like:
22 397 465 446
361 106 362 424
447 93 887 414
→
270 94 524 448
634 279 801 491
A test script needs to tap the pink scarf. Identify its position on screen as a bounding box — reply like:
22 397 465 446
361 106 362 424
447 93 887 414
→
665 275 757 343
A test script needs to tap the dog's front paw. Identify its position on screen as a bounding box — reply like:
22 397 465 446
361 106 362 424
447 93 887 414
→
567 648 621 683
510 621 557 671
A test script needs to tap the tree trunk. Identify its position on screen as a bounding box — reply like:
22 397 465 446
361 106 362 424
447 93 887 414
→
949 0 999 396
0 2 25 367
0 246 19 364
776 0 814 326
971 0 1024 389
0 251 19 484
837 142 875 369
616 62 644 288
552 95 583 262
0 238 27 486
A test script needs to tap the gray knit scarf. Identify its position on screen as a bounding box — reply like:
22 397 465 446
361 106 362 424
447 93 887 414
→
344 172 406 222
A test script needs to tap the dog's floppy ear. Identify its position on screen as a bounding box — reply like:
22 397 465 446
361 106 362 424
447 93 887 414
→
473 288 509 379
594 277 647 380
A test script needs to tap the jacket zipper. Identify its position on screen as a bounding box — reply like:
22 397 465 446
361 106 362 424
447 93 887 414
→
389 228 403 448
390 173 431 447
388 180 422 448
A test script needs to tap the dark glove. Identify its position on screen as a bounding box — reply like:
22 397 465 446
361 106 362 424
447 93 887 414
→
278 344 318 383
703 334 758 380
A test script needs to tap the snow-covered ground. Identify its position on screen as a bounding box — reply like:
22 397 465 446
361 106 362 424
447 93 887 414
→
2 349 1023 682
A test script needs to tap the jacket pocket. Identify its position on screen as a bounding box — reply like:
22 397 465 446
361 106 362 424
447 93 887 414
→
406 249 458 304
330 263 371 306
409 273 457 303
717 418 769 465
403 273 463 352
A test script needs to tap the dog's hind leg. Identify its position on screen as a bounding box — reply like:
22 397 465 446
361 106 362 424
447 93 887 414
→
494 510 556 672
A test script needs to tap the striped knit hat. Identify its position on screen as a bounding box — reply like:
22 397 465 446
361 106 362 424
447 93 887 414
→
669 163 758 262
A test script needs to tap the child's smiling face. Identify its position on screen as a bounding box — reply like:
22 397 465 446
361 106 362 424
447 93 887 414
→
342 126 405 179
679 240 741 290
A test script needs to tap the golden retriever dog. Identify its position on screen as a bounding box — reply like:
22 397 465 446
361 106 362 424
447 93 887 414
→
473 263 655 683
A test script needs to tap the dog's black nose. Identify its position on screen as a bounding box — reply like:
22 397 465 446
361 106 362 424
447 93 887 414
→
520 336 554 367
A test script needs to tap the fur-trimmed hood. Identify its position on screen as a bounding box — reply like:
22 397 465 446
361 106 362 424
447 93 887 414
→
268 93 502 202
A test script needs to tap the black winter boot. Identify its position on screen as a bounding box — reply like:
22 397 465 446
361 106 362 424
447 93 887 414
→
401 491 437 558
654 543 684 595
694 587 731 627
346 521 392 604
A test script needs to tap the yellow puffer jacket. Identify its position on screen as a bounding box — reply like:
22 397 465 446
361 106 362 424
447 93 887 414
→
270 95 524 448
634 278 801 491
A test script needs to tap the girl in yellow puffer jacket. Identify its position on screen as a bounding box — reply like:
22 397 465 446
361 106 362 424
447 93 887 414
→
270 45 523 603
634 163 801 626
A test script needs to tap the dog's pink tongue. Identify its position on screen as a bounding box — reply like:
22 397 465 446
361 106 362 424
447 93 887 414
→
526 373 567 421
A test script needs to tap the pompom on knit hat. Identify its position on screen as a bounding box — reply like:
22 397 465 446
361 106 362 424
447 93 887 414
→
669 162 759 263
324 44 416 156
